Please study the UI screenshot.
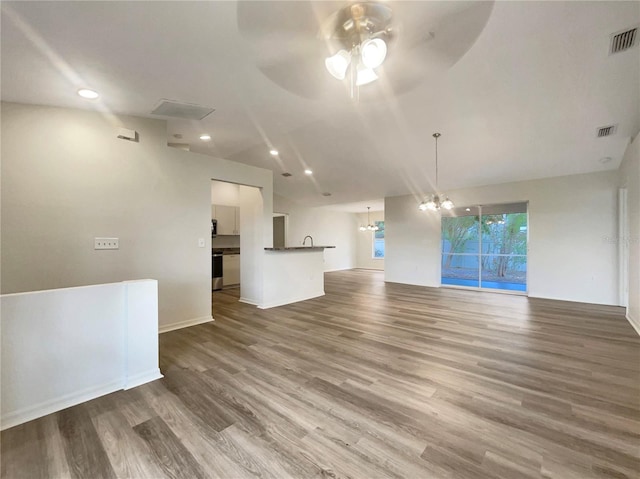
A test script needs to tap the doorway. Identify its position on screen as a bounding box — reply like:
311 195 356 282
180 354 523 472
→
273 213 288 248
440 202 528 293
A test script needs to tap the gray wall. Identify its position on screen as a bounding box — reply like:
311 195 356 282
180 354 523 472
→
1 102 273 328
385 170 620 306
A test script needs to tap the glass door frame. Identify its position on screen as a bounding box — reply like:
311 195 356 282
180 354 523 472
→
440 203 529 296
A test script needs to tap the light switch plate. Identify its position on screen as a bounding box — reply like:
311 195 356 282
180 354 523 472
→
198 238 205 247
95 238 119 250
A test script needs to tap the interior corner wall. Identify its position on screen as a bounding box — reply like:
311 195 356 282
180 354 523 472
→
239 185 264 306
619 134 640 331
385 170 620 306
0 102 273 329
273 194 357 272
355 210 385 270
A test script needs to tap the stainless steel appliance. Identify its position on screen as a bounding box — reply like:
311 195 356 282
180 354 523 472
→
212 251 223 291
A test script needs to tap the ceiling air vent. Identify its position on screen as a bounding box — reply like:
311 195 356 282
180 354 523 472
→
596 125 617 138
282 172 292 177
610 27 638 54
151 100 214 120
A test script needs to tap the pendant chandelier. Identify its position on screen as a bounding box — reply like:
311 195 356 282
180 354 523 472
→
419 133 454 211
359 206 379 231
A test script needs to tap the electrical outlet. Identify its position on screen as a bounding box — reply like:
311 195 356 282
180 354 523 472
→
198 238 205 247
94 237 119 250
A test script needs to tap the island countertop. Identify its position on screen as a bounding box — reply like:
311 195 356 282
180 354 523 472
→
264 246 336 251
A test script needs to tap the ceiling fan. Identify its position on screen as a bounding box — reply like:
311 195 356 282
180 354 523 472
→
236 1 495 101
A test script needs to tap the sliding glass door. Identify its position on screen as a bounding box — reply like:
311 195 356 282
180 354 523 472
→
441 203 527 292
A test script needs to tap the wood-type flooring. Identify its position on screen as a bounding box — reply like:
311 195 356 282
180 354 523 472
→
2 269 639 478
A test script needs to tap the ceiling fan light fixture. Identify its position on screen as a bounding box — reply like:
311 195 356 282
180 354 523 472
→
356 64 378 86
361 38 387 69
325 50 351 80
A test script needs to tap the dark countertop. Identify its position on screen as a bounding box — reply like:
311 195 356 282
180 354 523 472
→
212 248 240 255
264 246 336 251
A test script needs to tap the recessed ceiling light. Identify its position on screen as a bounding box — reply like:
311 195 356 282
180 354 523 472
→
304 169 313 175
270 149 279 156
77 88 99 99
199 134 211 141
465 208 471 211
599 156 613 164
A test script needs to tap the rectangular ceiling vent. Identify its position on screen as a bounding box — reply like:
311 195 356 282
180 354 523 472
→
610 27 638 54
151 100 214 120
596 124 617 138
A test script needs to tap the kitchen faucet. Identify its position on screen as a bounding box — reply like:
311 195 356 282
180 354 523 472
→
303 235 314 247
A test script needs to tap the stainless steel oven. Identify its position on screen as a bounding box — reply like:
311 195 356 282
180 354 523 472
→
212 251 223 291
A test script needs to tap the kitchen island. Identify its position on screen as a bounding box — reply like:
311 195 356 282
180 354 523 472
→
261 246 335 309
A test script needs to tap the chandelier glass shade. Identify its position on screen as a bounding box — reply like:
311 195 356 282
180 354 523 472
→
419 133 454 212
359 206 379 231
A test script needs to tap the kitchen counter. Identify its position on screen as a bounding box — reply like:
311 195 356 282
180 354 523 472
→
212 248 240 255
264 246 335 251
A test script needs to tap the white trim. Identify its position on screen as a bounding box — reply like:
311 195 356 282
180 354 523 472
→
159 315 213 334
527 294 618 306
239 297 260 306
441 284 527 296
619 188 629 307
626 311 640 336
323 267 353 273
124 369 163 390
259 292 325 309
1 380 123 431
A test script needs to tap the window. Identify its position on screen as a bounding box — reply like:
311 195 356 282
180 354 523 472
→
373 221 385 259
441 203 527 292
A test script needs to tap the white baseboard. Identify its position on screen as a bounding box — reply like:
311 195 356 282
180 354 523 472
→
1 380 123 431
124 369 164 390
159 315 213 334
239 297 259 306
626 311 640 336
259 291 325 309
324 267 353 273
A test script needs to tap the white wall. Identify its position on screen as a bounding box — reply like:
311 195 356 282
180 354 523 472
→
1 102 273 329
356 210 385 270
273 194 357 272
262 250 325 309
619 134 640 331
1 279 161 429
386 170 619 306
211 180 240 206
239 185 264 306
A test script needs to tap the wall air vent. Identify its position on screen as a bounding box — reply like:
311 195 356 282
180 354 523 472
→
282 172 292 177
151 100 214 120
610 27 638 54
596 125 617 138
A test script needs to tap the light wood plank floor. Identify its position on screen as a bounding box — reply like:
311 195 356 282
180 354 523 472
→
2 269 639 478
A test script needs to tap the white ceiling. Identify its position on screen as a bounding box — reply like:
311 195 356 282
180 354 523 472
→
2 1 639 212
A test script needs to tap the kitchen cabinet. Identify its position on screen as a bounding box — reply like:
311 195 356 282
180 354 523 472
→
223 254 240 286
214 205 240 235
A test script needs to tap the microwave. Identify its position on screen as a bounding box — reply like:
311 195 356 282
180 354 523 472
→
211 219 217 237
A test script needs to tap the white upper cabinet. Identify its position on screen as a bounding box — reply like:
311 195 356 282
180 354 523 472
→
214 205 238 235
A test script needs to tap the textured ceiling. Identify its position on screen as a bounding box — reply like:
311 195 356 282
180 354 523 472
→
2 1 638 211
